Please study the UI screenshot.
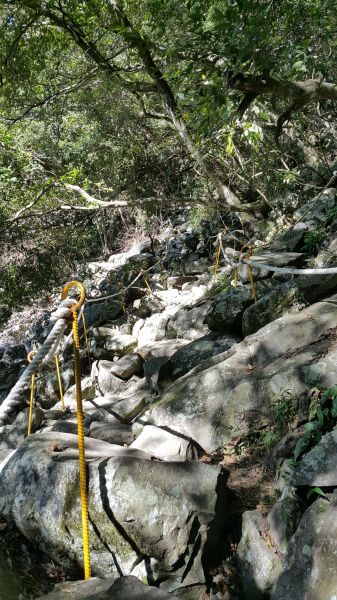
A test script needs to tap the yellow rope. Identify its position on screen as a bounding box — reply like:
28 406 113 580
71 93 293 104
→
27 350 37 436
61 280 91 580
54 354 65 412
27 372 35 436
234 268 238 287
237 244 258 302
72 307 91 580
248 265 257 303
213 243 221 279
142 272 152 294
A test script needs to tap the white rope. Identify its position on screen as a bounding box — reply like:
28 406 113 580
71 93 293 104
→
0 298 76 426
217 233 337 276
242 259 337 276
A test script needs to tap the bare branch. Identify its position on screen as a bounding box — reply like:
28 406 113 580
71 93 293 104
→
4 184 54 226
7 70 100 123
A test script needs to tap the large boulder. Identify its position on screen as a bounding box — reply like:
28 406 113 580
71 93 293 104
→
37 576 176 599
0 407 44 450
137 340 190 394
89 422 134 446
132 296 165 319
60 390 148 423
243 274 337 336
91 361 129 396
293 187 336 226
290 429 337 488
132 312 176 347
314 234 337 268
207 286 254 334
0 432 227 594
39 361 75 407
269 226 307 253
166 302 211 341
130 425 197 461
89 329 137 360
155 286 207 308
63 376 96 402
158 334 240 384
139 294 337 453
266 488 303 556
109 353 144 380
272 496 337 600
237 509 283 599
242 283 304 336
82 299 122 329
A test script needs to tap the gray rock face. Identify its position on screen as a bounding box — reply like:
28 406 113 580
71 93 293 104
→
183 256 208 275
266 488 303 555
133 296 165 319
243 274 337 336
64 376 96 402
269 228 307 252
108 353 144 380
37 576 176 599
166 301 211 341
39 362 75 407
55 378 149 422
133 312 174 347
272 497 337 600
83 299 122 329
140 295 337 452
158 334 240 384
130 425 197 461
295 272 337 303
84 408 126 428
91 361 129 396
93 392 148 422
138 340 190 394
293 187 337 225
89 330 137 360
0 432 227 593
89 422 134 446
237 510 283 599
0 407 44 450
314 234 337 268
291 429 337 487
242 283 304 336
207 287 254 333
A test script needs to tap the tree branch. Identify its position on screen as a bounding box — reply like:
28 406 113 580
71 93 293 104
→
228 73 337 102
227 73 337 137
5 184 54 226
7 70 100 123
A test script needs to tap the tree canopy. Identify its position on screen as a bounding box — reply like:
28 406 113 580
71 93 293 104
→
1 0 337 306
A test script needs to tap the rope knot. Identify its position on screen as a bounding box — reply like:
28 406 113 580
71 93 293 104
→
50 298 77 323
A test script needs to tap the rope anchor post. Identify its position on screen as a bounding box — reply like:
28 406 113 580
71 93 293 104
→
61 280 91 580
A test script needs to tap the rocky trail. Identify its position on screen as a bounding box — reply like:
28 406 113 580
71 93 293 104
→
1 192 337 599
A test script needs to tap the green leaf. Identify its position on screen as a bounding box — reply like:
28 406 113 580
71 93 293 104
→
294 435 310 460
307 487 328 500
316 406 324 428
309 396 318 421
332 396 337 418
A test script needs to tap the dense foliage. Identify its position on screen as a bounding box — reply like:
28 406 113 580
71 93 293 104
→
0 0 336 309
